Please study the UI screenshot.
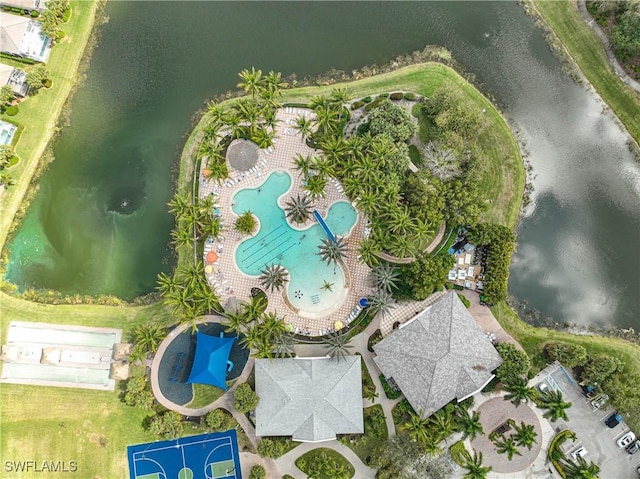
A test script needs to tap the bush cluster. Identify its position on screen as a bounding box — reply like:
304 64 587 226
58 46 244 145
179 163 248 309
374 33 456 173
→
389 92 404 100
468 223 515 303
379 374 401 399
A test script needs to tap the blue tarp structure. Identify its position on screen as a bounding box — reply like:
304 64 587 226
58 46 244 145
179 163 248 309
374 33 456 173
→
187 332 235 390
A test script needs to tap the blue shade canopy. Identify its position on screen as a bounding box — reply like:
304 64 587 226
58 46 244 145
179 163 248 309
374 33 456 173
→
186 332 235 390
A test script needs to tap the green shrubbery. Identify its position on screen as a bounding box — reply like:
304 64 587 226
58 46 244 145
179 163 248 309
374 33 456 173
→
449 440 469 466
389 92 404 100
403 92 416 101
0 52 35 64
379 374 401 399
495 343 530 383
468 223 515 303
257 437 298 458
544 341 588 368
350 100 365 110
5 105 18 116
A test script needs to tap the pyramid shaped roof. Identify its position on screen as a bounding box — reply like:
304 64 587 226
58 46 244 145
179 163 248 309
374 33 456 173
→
186 332 235 390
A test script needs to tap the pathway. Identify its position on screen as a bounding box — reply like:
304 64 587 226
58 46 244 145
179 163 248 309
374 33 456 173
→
576 0 640 93
274 440 377 479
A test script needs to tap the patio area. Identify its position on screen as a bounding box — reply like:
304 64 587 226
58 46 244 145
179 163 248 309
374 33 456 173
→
198 107 376 336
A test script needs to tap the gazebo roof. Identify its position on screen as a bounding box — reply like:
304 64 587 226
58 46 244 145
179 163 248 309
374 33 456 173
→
226 139 259 171
186 332 235 390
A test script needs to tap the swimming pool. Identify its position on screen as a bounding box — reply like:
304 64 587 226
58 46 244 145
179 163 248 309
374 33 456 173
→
232 171 357 317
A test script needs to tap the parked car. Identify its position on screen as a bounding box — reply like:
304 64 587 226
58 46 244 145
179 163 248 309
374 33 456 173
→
618 432 636 448
606 412 623 428
590 394 609 410
570 446 588 461
538 382 550 394
627 440 640 455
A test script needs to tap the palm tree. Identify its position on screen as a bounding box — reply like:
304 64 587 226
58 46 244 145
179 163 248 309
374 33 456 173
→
251 126 275 149
294 115 313 140
224 308 250 335
243 294 267 321
540 389 572 422
459 410 484 441
258 311 287 342
206 100 226 124
304 174 327 200
314 103 339 136
167 193 191 218
357 238 380 266
156 272 180 297
323 331 353 361
0 172 14 189
237 67 263 98
321 280 334 292
271 332 295 358
284 194 313 224
367 289 396 318
201 216 223 241
513 421 537 450
363 386 379 403
330 87 348 122
239 325 263 350
235 211 257 235
259 263 289 292
561 457 600 479
493 436 521 461
402 410 429 443
317 236 348 266
503 376 535 407
263 70 286 95
462 450 492 479
386 206 416 236
293 153 312 177
131 323 167 355
371 263 400 293
429 408 456 445
171 223 194 249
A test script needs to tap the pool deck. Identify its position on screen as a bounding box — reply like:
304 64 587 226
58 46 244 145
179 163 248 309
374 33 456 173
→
199 108 375 336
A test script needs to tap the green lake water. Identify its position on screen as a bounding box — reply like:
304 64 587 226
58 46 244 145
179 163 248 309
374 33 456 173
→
5 2 639 329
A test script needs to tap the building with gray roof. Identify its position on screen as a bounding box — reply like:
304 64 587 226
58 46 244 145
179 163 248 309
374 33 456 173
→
255 356 363 442
373 291 502 419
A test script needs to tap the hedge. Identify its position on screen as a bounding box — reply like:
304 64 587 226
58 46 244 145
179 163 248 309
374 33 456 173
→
389 92 404 100
364 96 385 112
351 100 365 110
403 92 416 101
0 52 35 65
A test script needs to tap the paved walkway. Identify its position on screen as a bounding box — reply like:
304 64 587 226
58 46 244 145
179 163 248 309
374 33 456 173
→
273 440 377 479
577 0 640 94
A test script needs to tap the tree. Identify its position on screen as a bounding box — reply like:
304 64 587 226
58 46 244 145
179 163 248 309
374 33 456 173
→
581 354 622 385
259 263 289 292
358 238 380 266
561 456 601 479
25 65 49 90
402 254 451 300
205 408 234 432
367 99 417 143
248 465 266 479
123 376 154 409
235 210 257 235
503 375 535 407
459 410 484 440
317 236 348 266
540 389 572 422
234 383 259 414
304 174 327 200
423 141 461 180
323 331 353 361
544 342 588 369
1 85 14 106
237 67 263 98
462 450 492 479
0 172 14 189
271 332 295 358
40 9 61 38
493 435 521 460
371 263 400 293
495 343 530 383
131 323 166 355
294 115 314 140
148 411 183 439
284 194 313 224
513 421 537 450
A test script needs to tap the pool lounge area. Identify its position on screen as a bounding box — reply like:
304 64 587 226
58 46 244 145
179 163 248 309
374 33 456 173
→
0 322 123 391
198 107 376 335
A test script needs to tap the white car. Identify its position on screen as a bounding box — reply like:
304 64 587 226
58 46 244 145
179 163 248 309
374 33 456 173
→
618 432 636 448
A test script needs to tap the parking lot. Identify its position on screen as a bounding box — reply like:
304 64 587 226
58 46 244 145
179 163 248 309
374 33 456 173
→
533 362 639 479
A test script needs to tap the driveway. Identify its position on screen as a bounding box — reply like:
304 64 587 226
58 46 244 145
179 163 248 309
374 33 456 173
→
532 363 640 479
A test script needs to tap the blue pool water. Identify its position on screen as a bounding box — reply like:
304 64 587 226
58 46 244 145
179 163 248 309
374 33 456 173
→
232 171 357 316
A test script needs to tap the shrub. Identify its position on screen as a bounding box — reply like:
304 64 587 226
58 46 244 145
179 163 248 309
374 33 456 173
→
5 106 18 116
379 92 389 98
350 100 365 110
205 408 235 432
544 342 588 368
449 441 469 466
249 465 266 479
403 92 416 101
364 96 385 112
62 7 71 22
389 92 404 101
581 354 622 385
57 31 66 39
257 437 296 458
234 383 259 414
0 52 35 64
30 10 39 17
356 122 370 136
362 96 373 103
379 374 401 399
457 293 471 308
43 79 53 88
367 99 417 143
495 343 530 383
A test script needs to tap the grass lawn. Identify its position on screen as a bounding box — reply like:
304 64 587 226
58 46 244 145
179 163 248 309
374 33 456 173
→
186 383 224 409
295 447 355 479
0 1 99 252
531 0 640 145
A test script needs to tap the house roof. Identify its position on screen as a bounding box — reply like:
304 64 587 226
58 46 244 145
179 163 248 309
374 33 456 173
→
0 62 28 96
0 12 51 62
0 0 46 11
373 291 502 418
255 357 363 442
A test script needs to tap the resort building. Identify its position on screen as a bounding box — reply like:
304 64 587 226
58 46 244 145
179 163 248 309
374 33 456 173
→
0 11 51 62
0 0 47 13
255 356 364 442
0 62 28 96
373 292 503 419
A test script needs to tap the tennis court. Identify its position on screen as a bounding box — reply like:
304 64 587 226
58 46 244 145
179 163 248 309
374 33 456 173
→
127 430 242 479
